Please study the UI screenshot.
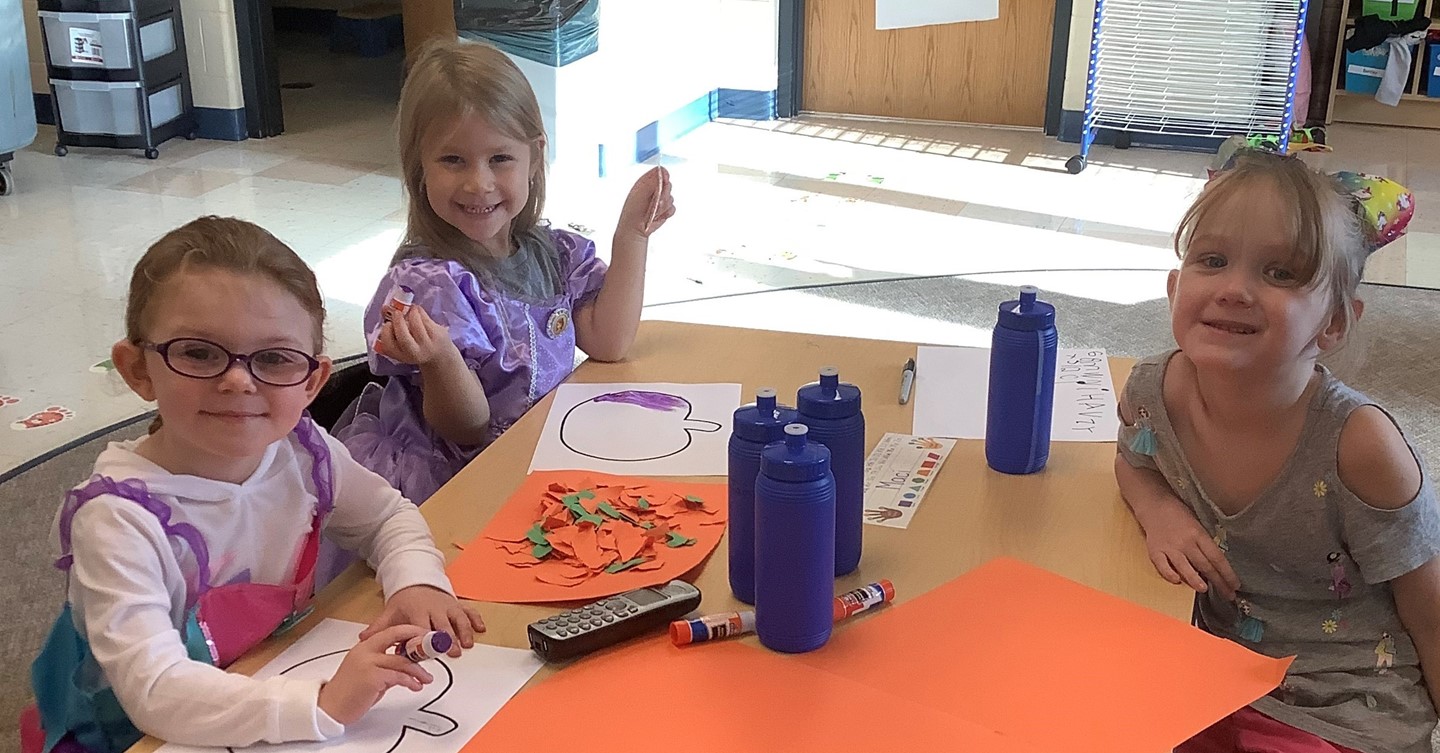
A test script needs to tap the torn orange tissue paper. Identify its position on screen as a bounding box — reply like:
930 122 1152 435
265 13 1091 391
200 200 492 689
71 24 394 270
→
447 472 727 603
796 558 1294 753
463 558 1290 752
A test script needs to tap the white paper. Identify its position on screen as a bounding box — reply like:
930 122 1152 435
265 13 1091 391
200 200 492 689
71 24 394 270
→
158 619 542 753
862 433 957 529
529 383 741 476
875 0 998 30
912 346 1118 442
68 28 104 66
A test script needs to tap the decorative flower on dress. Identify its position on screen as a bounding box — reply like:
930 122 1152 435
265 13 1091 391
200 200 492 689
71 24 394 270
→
1314 480 1329 498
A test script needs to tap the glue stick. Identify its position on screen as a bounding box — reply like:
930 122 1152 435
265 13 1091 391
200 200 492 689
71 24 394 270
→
671 580 897 647
670 610 756 646
398 631 452 662
832 580 895 621
381 285 415 322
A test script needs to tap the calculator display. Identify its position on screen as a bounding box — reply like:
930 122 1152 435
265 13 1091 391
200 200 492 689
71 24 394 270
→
627 588 666 606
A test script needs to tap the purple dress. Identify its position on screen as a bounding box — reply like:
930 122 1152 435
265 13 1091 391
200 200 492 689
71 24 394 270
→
335 228 607 503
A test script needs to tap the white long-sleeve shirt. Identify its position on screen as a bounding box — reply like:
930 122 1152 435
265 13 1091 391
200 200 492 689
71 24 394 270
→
58 426 454 747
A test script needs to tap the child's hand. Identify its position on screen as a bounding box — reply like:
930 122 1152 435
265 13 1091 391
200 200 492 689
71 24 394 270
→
319 625 433 725
376 305 453 366
617 166 675 239
1141 496 1240 601
359 584 486 658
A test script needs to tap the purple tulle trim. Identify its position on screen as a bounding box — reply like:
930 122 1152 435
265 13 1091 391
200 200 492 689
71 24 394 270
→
55 417 335 610
292 415 335 517
56 476 213 607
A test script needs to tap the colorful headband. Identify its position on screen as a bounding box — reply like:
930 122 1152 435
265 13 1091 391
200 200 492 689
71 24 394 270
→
1207 138 1412 255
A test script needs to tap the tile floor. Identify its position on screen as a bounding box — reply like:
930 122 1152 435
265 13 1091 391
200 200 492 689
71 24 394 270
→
1 32 1436 476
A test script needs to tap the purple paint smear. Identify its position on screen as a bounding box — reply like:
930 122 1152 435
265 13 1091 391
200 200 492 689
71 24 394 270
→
592 391 688 412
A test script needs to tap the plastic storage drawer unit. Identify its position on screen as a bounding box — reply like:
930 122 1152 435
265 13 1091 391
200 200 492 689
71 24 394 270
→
38 0 194 157
51 78 181 136
40 11 176 71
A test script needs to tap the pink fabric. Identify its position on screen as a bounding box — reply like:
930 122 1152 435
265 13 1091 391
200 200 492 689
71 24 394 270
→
21 704 43 753
1179 706 1365 753
195 582 308 667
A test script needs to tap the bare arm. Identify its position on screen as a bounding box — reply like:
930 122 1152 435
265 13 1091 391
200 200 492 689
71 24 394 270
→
416 346 490 445
1115 454 1240 600
575 167 675 363
574 231 646 362
380 305 490 446
1114 399 1239 599
1115 454 1186 532
1393 559 1440 713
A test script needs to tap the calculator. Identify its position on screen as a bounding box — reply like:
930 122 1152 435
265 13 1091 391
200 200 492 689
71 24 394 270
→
527 580 702 662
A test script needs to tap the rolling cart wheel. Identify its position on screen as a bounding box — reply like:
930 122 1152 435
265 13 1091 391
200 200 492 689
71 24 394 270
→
0 165 12 197
54 144 68 157
185 131 198 141
1115 132 1132 150
1065 155 1086 174
145 148 160 160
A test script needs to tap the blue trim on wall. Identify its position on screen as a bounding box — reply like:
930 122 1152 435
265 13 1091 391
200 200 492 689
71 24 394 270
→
195 107 247 141
1057 109 1224 152
715 88 777 120
634 91 715 165
34 93 54 126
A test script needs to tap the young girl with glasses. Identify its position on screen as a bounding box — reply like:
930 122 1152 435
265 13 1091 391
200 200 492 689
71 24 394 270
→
24 217 484 753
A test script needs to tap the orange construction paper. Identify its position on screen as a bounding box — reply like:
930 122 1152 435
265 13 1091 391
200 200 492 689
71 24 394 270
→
447 472 727 603
463 639 1045 753
795 558 1293 753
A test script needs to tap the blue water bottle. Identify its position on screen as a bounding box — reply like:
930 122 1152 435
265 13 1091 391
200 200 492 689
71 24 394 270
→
754 424 835 654
985 285 1058 474
728 387 799 605
796 367 863 577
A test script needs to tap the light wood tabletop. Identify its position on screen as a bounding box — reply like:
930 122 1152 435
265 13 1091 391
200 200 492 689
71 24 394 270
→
133 319 1193 751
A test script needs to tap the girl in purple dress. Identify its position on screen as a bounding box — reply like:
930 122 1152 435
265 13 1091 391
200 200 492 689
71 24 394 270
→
336 40 676 504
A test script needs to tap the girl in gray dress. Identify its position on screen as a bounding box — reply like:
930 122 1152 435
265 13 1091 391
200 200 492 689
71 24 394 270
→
1116 151 1440 753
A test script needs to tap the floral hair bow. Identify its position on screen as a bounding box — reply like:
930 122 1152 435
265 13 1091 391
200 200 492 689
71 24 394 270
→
1208 137 1413 255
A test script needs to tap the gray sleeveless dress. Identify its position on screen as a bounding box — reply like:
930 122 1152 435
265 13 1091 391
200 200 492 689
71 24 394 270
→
1118 350 1440 753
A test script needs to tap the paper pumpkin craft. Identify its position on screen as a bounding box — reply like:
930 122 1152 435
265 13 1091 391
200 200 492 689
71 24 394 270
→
447 472 728 603
560 390 723 462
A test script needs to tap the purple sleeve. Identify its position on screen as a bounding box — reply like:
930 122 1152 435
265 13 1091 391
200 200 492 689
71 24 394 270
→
553 229 607 309
364 260 497 377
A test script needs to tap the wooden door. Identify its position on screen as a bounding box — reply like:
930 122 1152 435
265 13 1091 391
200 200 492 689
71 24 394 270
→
803 0 1055 127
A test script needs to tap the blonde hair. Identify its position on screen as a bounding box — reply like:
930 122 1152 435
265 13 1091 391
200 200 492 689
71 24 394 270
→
126 216 326 350
1175 150 1367 339
396 39 548 265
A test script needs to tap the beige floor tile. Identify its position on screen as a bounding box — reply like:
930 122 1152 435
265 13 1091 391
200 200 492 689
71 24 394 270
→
256 157 388 186
113 167 242 198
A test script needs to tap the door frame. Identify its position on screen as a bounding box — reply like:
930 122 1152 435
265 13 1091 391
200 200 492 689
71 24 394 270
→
776 0 1072 128
1044 0 1072 135
233 0 284 137
777 0 803 118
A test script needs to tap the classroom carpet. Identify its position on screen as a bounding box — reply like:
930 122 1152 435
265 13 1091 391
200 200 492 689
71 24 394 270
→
2 278 1438 753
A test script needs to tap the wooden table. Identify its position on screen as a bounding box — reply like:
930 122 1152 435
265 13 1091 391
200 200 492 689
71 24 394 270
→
137 320 1192 750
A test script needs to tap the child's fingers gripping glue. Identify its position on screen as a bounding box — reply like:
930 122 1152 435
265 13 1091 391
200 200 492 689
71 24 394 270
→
397 631 453 662
375 285 415 356
381 285 415 323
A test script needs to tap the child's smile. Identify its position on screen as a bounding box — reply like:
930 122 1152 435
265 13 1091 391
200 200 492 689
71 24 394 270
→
114 267 330 483
422 113 539 258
